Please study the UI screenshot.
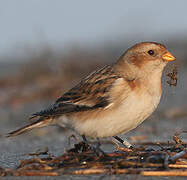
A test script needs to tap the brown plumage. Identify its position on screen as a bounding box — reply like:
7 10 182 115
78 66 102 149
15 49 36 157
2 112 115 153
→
6 42 175 141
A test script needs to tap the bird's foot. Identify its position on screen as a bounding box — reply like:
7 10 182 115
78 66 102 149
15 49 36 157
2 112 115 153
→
67 141 90 153
113 136 134 149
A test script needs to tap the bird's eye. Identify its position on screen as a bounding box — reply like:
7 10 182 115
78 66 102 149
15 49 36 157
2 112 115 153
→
148 50 155 56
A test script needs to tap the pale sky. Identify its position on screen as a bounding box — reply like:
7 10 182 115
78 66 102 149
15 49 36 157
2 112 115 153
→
0 0 187 59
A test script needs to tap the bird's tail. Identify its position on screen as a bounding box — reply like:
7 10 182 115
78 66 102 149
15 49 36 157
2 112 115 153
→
5 118 53 138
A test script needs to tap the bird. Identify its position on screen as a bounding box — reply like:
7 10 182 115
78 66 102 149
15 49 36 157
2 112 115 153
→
5 42 176 148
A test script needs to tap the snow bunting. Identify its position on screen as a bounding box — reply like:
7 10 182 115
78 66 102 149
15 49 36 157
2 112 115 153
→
6 42 175 147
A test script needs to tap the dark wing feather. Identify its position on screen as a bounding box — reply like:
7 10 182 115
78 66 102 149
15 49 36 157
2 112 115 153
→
31 65 121 119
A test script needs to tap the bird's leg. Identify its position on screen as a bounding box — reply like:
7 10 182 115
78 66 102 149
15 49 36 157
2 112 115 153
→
96 137 101 149
95 137 106 155
80 135 90 151
113 136 133 149
92 138 106 156
68 134 80 147
82 135 87 142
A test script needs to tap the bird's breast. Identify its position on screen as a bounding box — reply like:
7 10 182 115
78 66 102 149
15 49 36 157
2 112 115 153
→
65 89 161 138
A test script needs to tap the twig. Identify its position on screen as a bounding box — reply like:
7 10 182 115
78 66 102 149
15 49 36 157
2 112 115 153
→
142 170 187 176
69 168 140 175
13 171 59 176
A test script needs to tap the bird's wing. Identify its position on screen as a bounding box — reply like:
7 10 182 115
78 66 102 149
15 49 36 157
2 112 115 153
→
31 65 122 119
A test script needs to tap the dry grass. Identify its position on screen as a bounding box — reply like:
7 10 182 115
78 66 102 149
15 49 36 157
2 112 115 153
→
0 132 187 177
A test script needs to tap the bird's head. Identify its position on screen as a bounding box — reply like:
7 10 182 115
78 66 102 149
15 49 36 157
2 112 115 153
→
116 42 176 79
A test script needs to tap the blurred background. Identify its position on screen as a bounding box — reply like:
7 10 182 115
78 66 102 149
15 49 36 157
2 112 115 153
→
0 0 187 169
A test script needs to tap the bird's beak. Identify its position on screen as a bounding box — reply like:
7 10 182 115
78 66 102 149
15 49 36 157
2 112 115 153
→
162 52 176 61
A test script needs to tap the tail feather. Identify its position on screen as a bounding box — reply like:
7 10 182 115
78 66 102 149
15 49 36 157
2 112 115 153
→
5 118 52 138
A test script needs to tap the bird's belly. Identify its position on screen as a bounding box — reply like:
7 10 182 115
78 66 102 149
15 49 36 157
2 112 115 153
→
59 93 161 138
